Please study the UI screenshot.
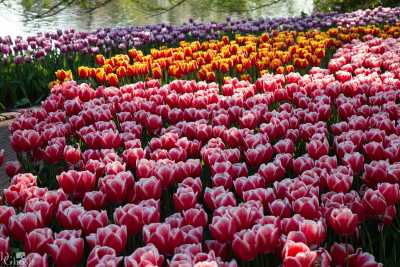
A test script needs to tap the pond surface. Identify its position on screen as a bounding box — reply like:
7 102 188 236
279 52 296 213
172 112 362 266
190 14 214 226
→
0 0 314 37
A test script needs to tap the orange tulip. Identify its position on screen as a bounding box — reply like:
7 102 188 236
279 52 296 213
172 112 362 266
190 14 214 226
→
96 69 106 84
107 73 119 87
206 71 216 82
78 66 89 79
116 66 127 78
270 58 282 70
276 66 285 74
95 54 105 65
104 64 113 74
152 66 163 79
285 65 295 73
55 70 67 81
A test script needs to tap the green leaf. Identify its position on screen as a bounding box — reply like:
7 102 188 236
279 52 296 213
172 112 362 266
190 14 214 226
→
15 97 31 108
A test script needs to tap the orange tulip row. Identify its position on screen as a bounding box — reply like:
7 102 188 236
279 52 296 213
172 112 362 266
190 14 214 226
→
55 23 400 87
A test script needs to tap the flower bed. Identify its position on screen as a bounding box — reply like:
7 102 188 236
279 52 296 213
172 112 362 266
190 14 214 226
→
61 24 400 88
0 6 399 109
1 35 399 266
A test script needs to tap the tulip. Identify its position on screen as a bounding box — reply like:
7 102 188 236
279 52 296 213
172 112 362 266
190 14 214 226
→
362 189 387 215
5 161 22 177
292 196 321 220
0 236 9 262
209 215 237 243
113 204 143 236
299 219 326 247
253 223 280 254
63 146 81 165
57 170 96 196
23 253 49 267
182 208 208 228
86 224 127 254
329 208 359 236
326 169 353 193
56 201 85 229
142 223 184 255
124 244 164 267
24 197 54 225
82 191 106 210
232 229 257 261
0 205 16 225
99 171 134 203
283 241 317 267
87 246 122 267
269 198 292 218
24 227 53 255
9 212 43 241
48 237 84 267
173 186 199 211
330 242 354 267
134 177 162 201
377 182 400 206
79 210 108 235
204 240 229 259
347 249 383 267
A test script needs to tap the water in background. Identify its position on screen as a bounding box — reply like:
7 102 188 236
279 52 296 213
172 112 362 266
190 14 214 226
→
0 0 314 37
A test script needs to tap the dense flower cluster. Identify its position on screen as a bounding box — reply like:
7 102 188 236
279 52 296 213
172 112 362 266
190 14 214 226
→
0 6 400 109
2 34 400 266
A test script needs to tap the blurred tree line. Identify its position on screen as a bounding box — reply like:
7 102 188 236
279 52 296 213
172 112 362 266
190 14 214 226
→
314 0 399 12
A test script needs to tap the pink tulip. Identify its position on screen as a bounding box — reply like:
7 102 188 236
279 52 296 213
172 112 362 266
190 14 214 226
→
86 224 127 254
134 176 162 201
283 241 317 267
5 161 22 177
82 191 106 210
232 229 257 261
182 208 208 228
99 171 134 203
56 201 85 229
87 246 122 267
0 149 4 166
79 210 108 235
330 243 354 267
0 205 16 225
23 253 49 267
209 215 237 243
48 237 84 267
253 223 280 254
24 227 53 255
9 212 43 241
142 223 184 255
173 186 199 211
124 244 164 267
63 145 81 165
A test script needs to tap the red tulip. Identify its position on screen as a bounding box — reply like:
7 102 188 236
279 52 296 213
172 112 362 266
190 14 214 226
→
86 224 127 254
155 165 176 188
0 236 9 262
326 169 353 193
283 241 317 267
24 227 53 255
209 215 238 243
0 205 16 225
330 242 354 267
23 253 49 267
253 223 280 254
9 212 43 241
362 189 387 215
124 244 164 267
342 152 364 174
56 201 85 229
232 229 257 261
99 171 134 203
43 143 64 164
269 198 292 218
377 182 400 206
87 246 122 267
307 139 329 160
182 208 208 228
24 197 54 225
329 208 359 236
113 204 144 236
82 191 106 210
56 170 96 195
79 210 108 235
142 223 184 255
243 188 276 209
347 249 383 267
173 186 199 211
122 148 145 168
5 160 22 177
292 196 321 220
48 237 84 267
63 145 81 165
204 240 229 259
134 177 162 201
299 219 326 247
